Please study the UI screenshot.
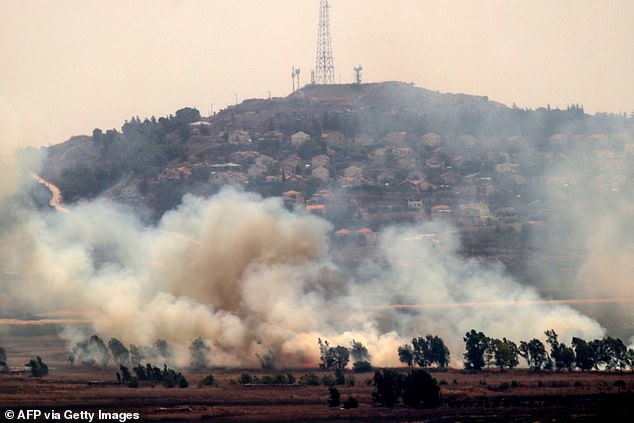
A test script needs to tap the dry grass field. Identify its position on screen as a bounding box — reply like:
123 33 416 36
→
2 334 634 422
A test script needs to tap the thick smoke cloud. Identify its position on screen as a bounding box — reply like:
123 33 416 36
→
527 138 634 339
0 155 607 368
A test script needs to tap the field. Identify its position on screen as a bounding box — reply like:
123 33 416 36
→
2 334 634 422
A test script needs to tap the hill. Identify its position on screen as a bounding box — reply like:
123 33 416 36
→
37 82 634 293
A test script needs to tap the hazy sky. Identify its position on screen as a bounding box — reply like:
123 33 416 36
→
2 0 634 147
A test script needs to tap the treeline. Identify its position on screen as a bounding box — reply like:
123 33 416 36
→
59 107 201 200
68 334 211 370
396 329 634 372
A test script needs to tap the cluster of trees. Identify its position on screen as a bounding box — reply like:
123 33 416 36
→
60 107 200 201
117 363 188 388
69 334 210 370
398 335 450 369
26 356 49 377
372 369 440 408
461 329 634 372
318 338 373 372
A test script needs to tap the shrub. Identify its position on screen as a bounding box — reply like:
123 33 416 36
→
352 360 373 373
334 368 346 385
299 373 320 386
320 374 336 386
198 374 216 387
239 373 257 384
401 370 441 408
328 386 341 407
127 376 139 388
371 369 404 407
26 356 48 377
343 396 359 409
372 369 440 408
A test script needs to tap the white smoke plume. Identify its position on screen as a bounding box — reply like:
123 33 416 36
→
0 162 607 368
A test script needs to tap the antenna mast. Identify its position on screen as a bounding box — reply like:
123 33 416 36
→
315 0 335 84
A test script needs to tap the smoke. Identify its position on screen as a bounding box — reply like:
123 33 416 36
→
0 159 608 368
527 134 634 337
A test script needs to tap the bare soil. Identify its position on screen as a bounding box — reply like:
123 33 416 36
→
2 335 634 422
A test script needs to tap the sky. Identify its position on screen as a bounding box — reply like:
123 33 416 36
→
2 0 634 148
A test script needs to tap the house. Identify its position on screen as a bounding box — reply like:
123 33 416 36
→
321 131 345 146
420 132 442 149
291 131 311 146
431 205 452 219
343 165 363 178
209 171 248 186
306 204 326 217
458 202 491 224
357 227 377 243
407 199 423 209
311 154 330 168
385 131 408 146
281 154 301 175
247 163 267 178
355 132 376 146
311 166 330 181
282 190 304 208
188 121 211 135
258 130 284 143
229 130 251 145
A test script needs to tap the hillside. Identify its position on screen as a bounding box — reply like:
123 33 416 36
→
38 81 634 300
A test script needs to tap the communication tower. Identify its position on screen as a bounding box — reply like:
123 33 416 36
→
315 0 335 84
354 65 363 84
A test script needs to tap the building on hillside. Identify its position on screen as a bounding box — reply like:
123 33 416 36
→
311 166 330 181
291 131 311 146
306 203 326 217
229 130 251 144
210 171 247 186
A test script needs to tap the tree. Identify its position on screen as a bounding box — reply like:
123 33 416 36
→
151 339 174 366
601 337 628 371
26 356 48 377
625 348 634 372
371 369 440 408
463 330 488 370
318 338 350 369
350 339 371 363
490 338 519 371
350 339 372 372
519 339 548 371
189 337 211 370
572 337 594 371
371 369 404 407
401 369 441 408
327 386 341 407
411 335 449 368
398 344 414 369
72 335 110 367
108 338 130 366
0 347 7 371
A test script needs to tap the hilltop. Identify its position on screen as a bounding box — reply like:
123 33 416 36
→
37 81 634 289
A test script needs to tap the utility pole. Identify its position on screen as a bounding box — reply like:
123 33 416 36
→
315 0 335 84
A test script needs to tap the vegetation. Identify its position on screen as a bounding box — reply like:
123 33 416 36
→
189 337 210 370
130 363 188 388
26 356 48 377
198 374 216 387
108 338 130 366
318 338 350 369
71 335 110 367
0 346 6 371
372 369 440 408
